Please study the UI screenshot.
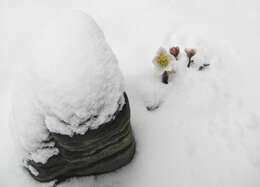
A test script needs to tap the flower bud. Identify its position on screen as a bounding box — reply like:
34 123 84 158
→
169 46 180 58
185 48 196 58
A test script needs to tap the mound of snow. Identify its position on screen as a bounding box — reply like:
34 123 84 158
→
10 10 125 165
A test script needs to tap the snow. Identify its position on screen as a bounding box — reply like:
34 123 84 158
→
28 165 39 177
30 147 59 164
1 0 260 187
15 10 125 136
9 11 125 167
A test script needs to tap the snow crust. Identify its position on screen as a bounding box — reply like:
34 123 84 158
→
9 11 125 166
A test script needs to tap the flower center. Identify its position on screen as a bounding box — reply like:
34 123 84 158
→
156 53 170 67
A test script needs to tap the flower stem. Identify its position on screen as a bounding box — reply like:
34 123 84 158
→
187 57 193 68
162 71 169 84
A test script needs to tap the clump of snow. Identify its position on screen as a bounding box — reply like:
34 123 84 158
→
10 10 125 165
27 165 39 177
30 147 59 164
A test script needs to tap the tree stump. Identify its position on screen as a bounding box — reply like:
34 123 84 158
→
26 93 135 183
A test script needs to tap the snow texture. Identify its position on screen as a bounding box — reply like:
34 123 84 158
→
30 148 59 164
9 11 125 166
1 0 260 187
28 165 39 177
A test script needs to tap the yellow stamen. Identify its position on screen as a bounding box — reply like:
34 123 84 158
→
156 53 170 67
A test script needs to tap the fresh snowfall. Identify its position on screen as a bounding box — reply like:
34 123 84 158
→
0 0 260 187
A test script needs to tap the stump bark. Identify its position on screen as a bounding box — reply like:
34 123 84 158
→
26 93 135 182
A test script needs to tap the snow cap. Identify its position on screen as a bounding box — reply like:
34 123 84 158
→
13 10 125 140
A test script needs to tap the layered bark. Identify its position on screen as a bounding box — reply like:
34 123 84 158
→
26 94 135 183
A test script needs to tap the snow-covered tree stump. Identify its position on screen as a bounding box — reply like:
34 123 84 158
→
10 11 135 183
27 93 135 182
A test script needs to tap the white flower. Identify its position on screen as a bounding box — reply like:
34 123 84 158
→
152 47 173 74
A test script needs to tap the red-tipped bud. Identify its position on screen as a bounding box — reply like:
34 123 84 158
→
169 46 180 58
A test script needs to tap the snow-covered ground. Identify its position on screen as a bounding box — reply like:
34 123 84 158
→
1 0 260 186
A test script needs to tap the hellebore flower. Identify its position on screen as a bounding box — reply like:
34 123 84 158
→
152 47 173 74
185 48 196 68
169 46 180 60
